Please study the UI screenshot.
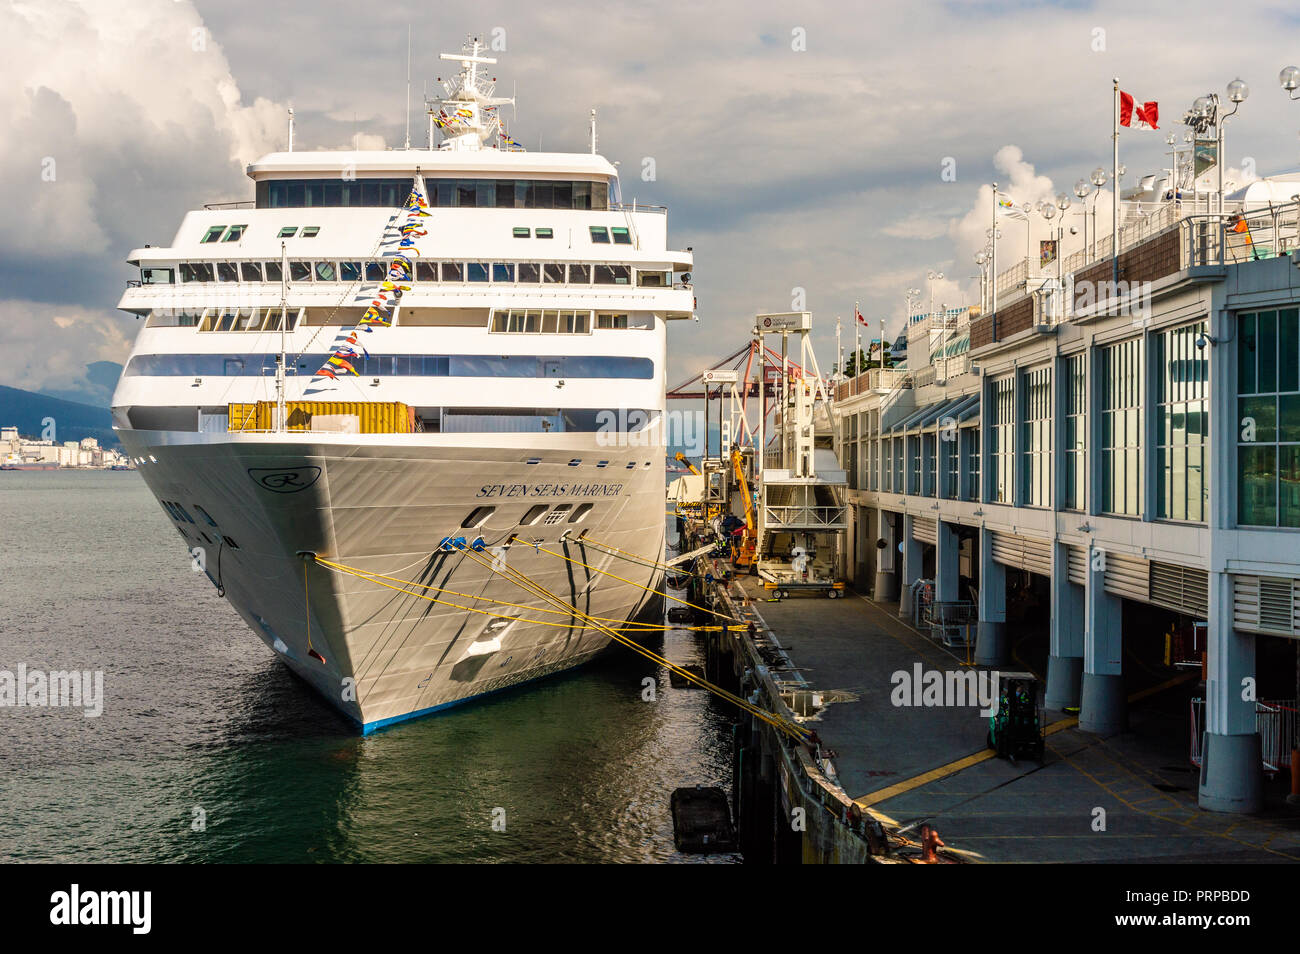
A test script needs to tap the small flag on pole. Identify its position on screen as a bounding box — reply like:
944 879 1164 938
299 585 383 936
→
1119 92 1159 129
855 308 868 327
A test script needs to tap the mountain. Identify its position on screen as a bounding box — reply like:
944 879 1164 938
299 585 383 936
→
35 361 124 408
0 385 119 447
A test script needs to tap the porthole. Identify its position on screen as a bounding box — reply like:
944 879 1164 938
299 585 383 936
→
569 503 594 524
520 504 548 526
462 506 495 529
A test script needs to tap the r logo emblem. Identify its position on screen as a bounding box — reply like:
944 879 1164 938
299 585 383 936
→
248 466 321 493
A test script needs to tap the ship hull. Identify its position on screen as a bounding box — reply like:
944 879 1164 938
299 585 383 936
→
119 429 666 731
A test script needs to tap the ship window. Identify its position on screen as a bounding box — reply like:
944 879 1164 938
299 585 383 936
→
493 263 514 282
441 262 463 281
513 227 530 238
180 262 215 283
193 505 219 527
240 262 263 282
568 458 582 466
365 261 387 281
559 311 591 334
301 226 320 238
314 261 337 282
572 182 591 209
201 226 225 244
278 226 298 238
569 503 594 523
542 505 572 525
140 267 174 285
520 504 548 525
517 263 541 283
589 226 610 244
543 263 565 283
535 227 554 239
223 224 247 242
637 270 668 287
568 264 590 284
594 265 631 285
596 460 609 468
467 262 489 283
216 262 239 282
610 227 631 245
598 313 630 329
339 261 362 282
222 536 239 549
462 506 495 529
264 261 283 282
416 261 437 281
289 261 312 282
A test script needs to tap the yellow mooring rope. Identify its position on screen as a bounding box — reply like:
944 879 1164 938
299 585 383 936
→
307 548 810 742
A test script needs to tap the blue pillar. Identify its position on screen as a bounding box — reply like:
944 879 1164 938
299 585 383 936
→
897 513 922 620
975 526 1007 665
935 520 959 603
873 508 898 602
1198 571 1262 813
1080 544 1125 735
1046 540 1085 710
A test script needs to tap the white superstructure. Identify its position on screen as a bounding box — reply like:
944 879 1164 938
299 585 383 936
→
111 42 695 731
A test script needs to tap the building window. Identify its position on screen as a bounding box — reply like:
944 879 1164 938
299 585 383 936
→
923 433 937 496
1237 308 1300 527
964 428 981 501
1021 366 1051 507
908 435 921 495
883 438 893 493
1100 337 1143 516
942 429 959 499
991 376 1014 503
1156 322 1209 522
1064 354 1086 510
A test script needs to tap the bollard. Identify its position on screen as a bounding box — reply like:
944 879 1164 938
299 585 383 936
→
919 823 945 863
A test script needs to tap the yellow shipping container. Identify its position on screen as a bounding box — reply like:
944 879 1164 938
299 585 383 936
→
227 401 414 434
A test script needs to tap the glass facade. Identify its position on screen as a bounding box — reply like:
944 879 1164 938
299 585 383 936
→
1100 338 1143 516
923 433 937 496
1063 354 1086 510
1021 366 1051 507
258 177 610 210
1238 308 1300 527
991 376 1014 503
964 428 980 501
1156 322 1208 521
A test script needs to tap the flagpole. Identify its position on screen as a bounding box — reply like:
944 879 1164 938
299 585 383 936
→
991 181 998 328
1112 77 1120 286
853 300 860 379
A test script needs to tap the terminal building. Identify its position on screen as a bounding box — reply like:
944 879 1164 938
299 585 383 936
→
834 198 1300 813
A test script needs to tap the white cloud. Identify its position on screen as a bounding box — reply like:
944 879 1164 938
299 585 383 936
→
4 299 133 395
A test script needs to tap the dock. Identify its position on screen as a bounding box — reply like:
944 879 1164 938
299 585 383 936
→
677 539 1300 864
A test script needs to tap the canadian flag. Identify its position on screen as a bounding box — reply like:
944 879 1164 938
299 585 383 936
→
855 308 868 327
1119 92 1158 129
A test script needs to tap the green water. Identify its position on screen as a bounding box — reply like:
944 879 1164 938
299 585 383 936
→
0 471 732 862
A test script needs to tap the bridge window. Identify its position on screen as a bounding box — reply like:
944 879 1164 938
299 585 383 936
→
259 177 609 210
201 226 225 244
264 260 283 282
340 261 362 282
590 226 610 244
223 225 247 242
415 261 437 281
467 263 489 282
180 262 215 283
569 264 590 284
517 263 541 283
597 313 629 329
140 267 174 285
300 226 320 238
278 226 297 238
441 262 463 282
543 263 564 283
611 227 631 245
216 262 239 282
365 261 387 281
240 262 263 282
314 261 337 282
289 261 311 282
593 264 631 285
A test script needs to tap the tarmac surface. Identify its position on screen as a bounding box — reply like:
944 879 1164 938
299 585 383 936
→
733 577 1300 863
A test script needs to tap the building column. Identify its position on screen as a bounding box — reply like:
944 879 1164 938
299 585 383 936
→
897 513 922 620
872 508 897 601
1080 544 1125 734
935 520 959 603
1046 540 1084 710
1198 571 1263 813
975 526 1007 665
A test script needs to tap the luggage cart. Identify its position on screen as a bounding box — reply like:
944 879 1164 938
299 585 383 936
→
922 600 976 648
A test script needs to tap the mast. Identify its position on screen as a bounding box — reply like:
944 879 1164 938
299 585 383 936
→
276 241 288 432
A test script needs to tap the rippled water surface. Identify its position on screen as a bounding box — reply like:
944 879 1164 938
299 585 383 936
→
0 471 733 862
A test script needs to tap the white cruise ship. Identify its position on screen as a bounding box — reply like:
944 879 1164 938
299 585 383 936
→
110 43 695 731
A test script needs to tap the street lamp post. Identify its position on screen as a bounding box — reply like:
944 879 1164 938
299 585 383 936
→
1090 167 1108 260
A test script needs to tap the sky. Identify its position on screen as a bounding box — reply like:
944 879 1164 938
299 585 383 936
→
4 0 1300 403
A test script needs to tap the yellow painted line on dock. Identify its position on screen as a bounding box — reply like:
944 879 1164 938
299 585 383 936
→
852 673 1196 811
